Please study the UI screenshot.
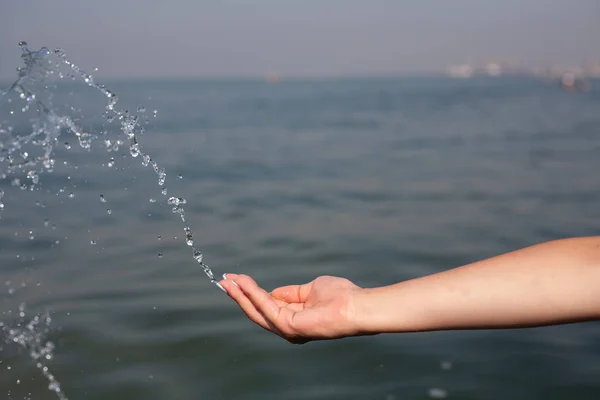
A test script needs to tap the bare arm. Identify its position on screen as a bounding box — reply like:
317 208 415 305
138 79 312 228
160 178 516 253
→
354 236 600 333
220 236 600 343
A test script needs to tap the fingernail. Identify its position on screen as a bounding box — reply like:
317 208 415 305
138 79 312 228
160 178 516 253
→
231 280 239 288
222 273 228 280
215 281 227 294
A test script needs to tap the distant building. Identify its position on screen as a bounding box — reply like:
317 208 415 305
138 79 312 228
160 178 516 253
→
445 64 473 78
265 72 280 84
443 57 600 80
584 60 600 77
485 63 502 77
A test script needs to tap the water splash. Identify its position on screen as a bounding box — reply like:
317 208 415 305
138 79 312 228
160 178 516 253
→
0 41 226 398
1 41 222 288
1 304 67 400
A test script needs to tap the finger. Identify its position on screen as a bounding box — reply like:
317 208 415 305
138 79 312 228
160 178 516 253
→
231 275 281 321
222 273 242 281
223 275 297 309
226 274 310 305
220 278 271 332
221 279 289 339
224 275 308 339
234 275 308 339
271 282 313 303
270 285 302 302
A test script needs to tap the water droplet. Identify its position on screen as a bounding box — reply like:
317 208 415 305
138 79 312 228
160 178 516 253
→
157 235 162 240
428 388 448 399
90 240 96 245
193 250 203 263
99 194 106 203
129 143 140 158
68 192 74 198
157 168 166 186
178 174 183 179
26 170 39 185
106 209 112 215
158 253 163 258
168 197 187 206
440 361 452 370
44 219 49 228
64 142 71 150
48 381 61 393
149 198 156 203
161 188 167 196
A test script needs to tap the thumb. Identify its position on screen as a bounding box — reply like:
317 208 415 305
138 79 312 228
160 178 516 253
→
271 282 313 303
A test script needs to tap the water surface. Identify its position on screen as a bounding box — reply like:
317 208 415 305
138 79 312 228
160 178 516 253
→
1 77 599 399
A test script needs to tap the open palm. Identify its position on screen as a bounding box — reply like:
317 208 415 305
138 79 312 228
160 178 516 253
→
220 274 361 344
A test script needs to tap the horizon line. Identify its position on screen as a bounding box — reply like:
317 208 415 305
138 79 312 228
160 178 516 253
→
2 71 555 87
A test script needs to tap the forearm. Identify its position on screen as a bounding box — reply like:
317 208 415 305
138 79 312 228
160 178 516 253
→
353 237 600 334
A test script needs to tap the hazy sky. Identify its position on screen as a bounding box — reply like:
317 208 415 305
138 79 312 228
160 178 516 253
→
1 0 599 80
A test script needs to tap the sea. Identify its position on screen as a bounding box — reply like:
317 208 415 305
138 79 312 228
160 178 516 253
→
1 74 599 399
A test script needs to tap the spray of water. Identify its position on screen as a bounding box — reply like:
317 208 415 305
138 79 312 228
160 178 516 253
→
1 41 223 287
1 304 66 400
0 41 225 399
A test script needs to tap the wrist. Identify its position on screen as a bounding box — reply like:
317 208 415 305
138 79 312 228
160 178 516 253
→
350 287 388 335
350 283 434 334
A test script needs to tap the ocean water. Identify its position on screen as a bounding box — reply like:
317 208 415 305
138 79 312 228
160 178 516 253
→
1 76 600 399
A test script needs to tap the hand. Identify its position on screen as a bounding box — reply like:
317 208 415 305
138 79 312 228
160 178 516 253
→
219 274 363 344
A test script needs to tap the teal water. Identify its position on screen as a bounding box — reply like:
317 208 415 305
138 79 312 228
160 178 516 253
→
1 76 600 399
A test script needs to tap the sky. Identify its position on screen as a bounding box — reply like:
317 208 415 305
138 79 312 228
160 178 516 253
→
1 0 599 80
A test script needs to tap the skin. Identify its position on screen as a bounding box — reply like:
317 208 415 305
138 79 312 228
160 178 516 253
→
219 236 600 344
